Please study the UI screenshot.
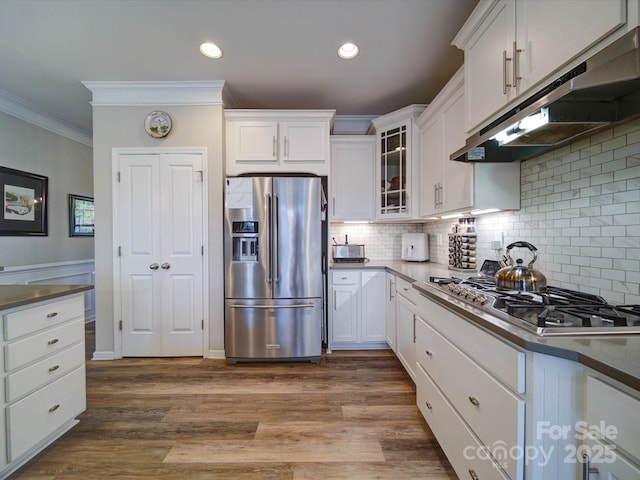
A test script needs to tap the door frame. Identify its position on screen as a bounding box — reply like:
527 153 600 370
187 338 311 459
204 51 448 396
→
112 147 209 359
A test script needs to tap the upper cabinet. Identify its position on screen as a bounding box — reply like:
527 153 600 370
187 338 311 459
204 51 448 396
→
418 68 520 217
330 136 376 222
371 105 426 221
454 0 628 133
225 110 335 176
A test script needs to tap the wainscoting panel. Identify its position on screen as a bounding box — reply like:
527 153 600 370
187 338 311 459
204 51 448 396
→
0 260 95 321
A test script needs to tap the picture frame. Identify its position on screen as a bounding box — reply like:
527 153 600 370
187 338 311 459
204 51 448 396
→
68 194 94 237
0 166 48 236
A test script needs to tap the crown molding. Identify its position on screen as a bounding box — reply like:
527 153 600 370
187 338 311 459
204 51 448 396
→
82 80 225 106
0 89 92 147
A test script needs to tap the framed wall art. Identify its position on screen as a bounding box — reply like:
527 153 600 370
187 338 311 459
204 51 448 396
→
68 194 94 237
1 166 48 236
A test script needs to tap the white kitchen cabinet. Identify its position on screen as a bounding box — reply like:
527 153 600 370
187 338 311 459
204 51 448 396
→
330 269 387 350
225 110 335 175
583 374 640 478
1 293 87 477
371 105 426 221
454 0 627 133
329 136 376 221
395 277 417 382
418 68 520 217
385 273 397 352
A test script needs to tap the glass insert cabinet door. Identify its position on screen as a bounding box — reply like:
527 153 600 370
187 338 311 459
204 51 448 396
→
379 124 408 215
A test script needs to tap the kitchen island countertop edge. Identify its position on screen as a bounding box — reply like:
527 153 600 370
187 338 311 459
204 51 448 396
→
0 284 94 311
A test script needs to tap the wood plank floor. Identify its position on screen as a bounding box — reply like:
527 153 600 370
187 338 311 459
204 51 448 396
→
8 323 457 479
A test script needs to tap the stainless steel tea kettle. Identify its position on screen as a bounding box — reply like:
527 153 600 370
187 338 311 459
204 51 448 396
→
495 241 547 292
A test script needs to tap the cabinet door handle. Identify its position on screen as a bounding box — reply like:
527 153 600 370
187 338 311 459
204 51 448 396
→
434 183 438 207
582 453 600 480
272 135 277 157
48 364 60 372
512 41 522 88
333 290 336 310
502 50 512 94
46 312 58 318
412 314 416 343
468 396 480 406
284 135 288 157
425 401 432 410
48 404 60 413
468 469 480 480
425 350 433 357
47 338 59 345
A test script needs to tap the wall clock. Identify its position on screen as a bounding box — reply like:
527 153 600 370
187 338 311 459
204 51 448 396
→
144 111 172 138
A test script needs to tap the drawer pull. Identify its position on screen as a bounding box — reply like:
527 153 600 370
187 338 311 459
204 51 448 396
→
341 276 347 280
48 404 60 413
46 312 58 318
48 364 60 372
425 350 433 357
47 338 59 345
468 469 479 480
425 401 432 410
468 396 480 407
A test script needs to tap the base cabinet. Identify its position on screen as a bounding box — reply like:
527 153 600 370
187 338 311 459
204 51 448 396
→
330 269 387 350
1 293 87 477
395 277 417 382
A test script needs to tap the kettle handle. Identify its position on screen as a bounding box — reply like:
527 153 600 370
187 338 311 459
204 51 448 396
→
505 241 539 268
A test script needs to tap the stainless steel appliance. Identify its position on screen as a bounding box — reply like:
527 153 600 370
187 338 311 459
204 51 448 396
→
453 27 640 163
332 244 365 263
224 176 323 363
427 275 640 336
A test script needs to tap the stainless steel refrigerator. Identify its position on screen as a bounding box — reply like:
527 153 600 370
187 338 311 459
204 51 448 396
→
224 176 323 364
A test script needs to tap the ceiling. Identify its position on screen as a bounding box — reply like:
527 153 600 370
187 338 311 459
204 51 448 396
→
0 0 478 137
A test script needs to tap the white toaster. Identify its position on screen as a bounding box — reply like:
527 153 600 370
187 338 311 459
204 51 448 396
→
401 233 429 262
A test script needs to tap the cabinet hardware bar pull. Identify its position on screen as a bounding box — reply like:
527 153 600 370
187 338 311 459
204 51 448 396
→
512 41 522 87
47 338 59 345
425 350 433 357
468 396 480 406
425 401 432 410
48 365 60 372
48 404 60 413
332 197 336 216
434 183 438 207
46 312 58 318
284 136 288 157
272 136 276 157
581 453 600 480
468 469 480 480
502 50 512 94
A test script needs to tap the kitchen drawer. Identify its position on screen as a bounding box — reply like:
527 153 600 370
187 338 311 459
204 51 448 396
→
416 364 510 480
416 291 525 393
585 375 640 461
395 277 417 303
6 366 86 461
5 319 84 372
4 295 84 341
6 343 84 402
584 436 640 479
416 315 524 480
331 270 360 285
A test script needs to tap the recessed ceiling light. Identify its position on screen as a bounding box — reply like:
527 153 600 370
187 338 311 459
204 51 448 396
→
338 42 359 60
199 42 223 59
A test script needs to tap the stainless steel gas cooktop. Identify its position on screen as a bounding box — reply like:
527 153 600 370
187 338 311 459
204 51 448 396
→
428 276 640 337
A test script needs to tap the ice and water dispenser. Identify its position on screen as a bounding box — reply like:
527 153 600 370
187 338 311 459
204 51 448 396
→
231 221 259 262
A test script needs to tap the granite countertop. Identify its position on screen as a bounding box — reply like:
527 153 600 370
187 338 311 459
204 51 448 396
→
0 284 94 311
331 260 640 391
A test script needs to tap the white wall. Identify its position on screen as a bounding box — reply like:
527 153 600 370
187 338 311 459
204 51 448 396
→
424 119 640 304
0 112 94 266
91 104 225 359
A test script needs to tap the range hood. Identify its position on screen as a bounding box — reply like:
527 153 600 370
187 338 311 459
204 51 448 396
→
452 27 640 163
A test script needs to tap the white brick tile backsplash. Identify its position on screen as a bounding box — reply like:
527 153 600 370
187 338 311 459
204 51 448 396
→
421 118 640 304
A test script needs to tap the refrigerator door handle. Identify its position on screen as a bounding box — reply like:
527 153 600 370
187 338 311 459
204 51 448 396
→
228 303 315 309
273 193 280 284
266 193 273 284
